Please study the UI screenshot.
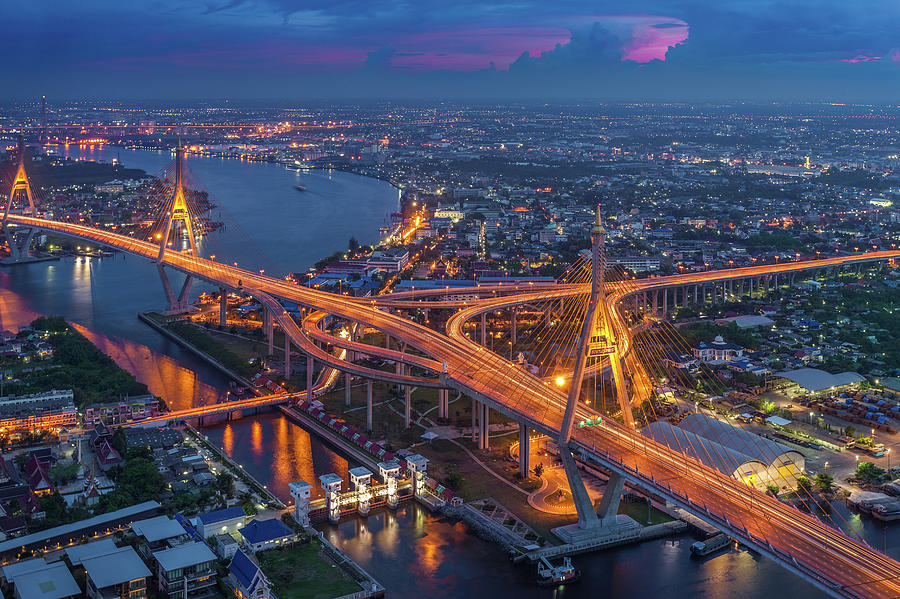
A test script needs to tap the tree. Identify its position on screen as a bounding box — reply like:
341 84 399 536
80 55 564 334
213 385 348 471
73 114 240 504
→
216 472 235 499
48 461 79 484
796 475 812 494
111 427 127 454
844 425 857 438
443 463 464 490
765 483 779 497
856 461 886 484
238 491 258 516
534 463 545 478
814 473 834 494
39 492 68 526
348 237 360 253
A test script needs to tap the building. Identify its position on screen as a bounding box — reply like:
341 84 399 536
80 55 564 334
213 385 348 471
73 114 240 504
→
4 558 81 599
715 315 776 329
773 368 866 397
238 518 297 554
83 395 161 427
82 546 151 599
0 501 160 564
227 549 274 599
0 389 77 437
89 423 122 470
196 506 246 539
434 207 464 222
643 413 804 492
214 533 239 561
663 352 699 372
692 336 744 364
152 542 218 599
131 515 191 560
679 413 805 488
362 248 409 272
607 255 661 271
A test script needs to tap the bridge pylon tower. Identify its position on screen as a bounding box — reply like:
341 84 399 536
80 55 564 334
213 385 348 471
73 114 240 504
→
156 145 198 313
553 204 639 543
1 136 39 263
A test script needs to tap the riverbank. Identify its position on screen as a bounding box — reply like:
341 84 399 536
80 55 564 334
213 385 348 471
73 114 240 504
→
138 312 252 386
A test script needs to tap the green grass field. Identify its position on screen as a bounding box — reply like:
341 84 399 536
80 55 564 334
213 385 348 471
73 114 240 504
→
257 541 362 599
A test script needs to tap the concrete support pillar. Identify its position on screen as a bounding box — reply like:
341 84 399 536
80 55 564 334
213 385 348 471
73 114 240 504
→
306 355 314 398
559 447 599 530
693 285 699 304
652 290 658 315
471 399 477 442
266 310 274 356
219 288 227 326
385 333 391 350
597 471 625 527
283 335 291 378
480 312 487 346
662 288 668 315
366 380 373 431
518 423 530 478
345 371 352 406
478 403 489 450
438 389 448 419
404 378 411 429
510 308 517 346
423 308 429 322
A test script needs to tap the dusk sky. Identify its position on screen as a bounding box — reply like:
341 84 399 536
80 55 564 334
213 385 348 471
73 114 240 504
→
7 0 900 101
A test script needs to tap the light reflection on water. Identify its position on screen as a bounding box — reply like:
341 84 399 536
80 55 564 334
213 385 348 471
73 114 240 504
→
203 412 349 501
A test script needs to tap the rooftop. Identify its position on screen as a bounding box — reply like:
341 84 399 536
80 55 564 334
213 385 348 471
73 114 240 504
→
64 538 118 565
131 515 187 542
153 542 217 571
196 506 245 525
776 368 865 392
229 550 263 592
239 518 294 545
8 561 80 599
82 546 151 588
0 501 160 557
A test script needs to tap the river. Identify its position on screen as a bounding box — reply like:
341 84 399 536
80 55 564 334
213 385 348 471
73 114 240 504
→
1 145 891 597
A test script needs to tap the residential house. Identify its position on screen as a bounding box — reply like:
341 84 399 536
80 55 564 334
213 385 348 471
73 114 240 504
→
227 549 274 599
238 518 297 554
196 506 246 539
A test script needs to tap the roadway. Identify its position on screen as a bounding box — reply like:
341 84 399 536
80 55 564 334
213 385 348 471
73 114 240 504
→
7 213 900 598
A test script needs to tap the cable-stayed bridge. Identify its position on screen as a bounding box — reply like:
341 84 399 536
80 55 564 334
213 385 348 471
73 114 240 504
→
3 144 900 598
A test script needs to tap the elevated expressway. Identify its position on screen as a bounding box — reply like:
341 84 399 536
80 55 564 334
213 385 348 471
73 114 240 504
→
7 213 900 598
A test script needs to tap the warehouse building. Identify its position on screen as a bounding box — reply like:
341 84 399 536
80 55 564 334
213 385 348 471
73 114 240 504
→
643 413 804 492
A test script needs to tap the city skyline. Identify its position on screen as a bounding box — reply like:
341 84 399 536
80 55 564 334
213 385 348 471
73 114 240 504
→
6 0 900 101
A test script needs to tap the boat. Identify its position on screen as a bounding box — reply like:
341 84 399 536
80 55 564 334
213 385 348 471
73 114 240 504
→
536 556 580 586
690 533 732 557
295 184 307 192
871 498 900 521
